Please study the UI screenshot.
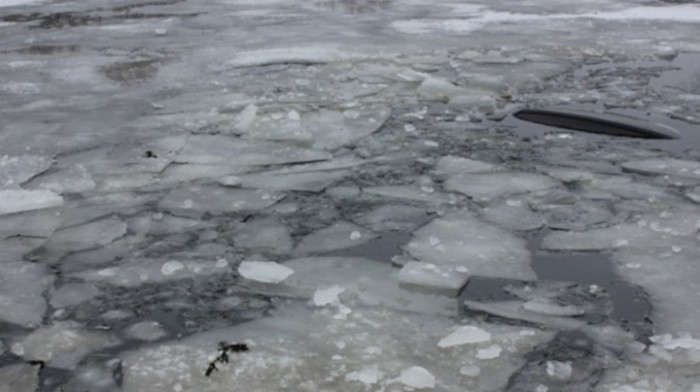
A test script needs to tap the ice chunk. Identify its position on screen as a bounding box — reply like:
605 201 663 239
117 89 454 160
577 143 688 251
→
17 321 120 369
363 185 455 204
546 361 573 381
295 221 378 254
125 321 167 341
405 213 535 280
522 300 585 317
438 325 491 347
280 257 457 316
24 164 96 194
0 189 63 216
345 365 382 385
476 345 502 360
399 261 470 297
239 170 349 192
42 216 127 253
622 158 700 180
433 155 497 175
399 366 435 389
127 213 214 236
353 204 429 231
175 135 331 165
0 207 63 239
50 283 100 308
238 261 294 284
446 172 559 201
158 185 285 215
0 364 39 392
233 217 293 254
248 106 391 151
417 77 471 101
72 258 230 287
313 285 345 306
481 204 544 231
0 262 53 327
0 154 52 189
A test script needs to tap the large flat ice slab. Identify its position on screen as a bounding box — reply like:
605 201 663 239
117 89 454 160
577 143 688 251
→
175 135 331 166
0 154 52 189
622 158 700 180
294 221 378 255
158 185 285 215
445 172 559 201
399 261 470 297
0 189 63 216
0 262 53 327
405 213 535 280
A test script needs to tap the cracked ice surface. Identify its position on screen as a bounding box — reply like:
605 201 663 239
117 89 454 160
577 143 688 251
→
3 0 700 390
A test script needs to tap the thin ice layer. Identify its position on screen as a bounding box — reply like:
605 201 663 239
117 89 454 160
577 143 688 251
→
445 172 559 201
405 213 535 280
158 185 285 215
121 301 553 392
0 262 53 327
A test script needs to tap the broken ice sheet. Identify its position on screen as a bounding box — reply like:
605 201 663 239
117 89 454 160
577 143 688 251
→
405 212 535 280
242 106 391 149
0 262 53 327
0 154 53 189
399 261 470 297
622 157 700 180
363 185 456 204
158 185 285 216
238 261 294 284
42 216 128 255
175 135 331 166
0 363 40 392
239 169 349 192
15 321 121 369
0 189 63 216
71 258 231 288
120 301 552 392
23 164 96 194
445 172 560 201
481 204 545 231
294 221 378 254
232 217 293 254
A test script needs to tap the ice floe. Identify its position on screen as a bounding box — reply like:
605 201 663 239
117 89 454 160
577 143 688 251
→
238 261 294 284
445 172 559 201
158 185 285 215
399 261 470 297
0 262 53 327
405 212 535 280
294 221 378 254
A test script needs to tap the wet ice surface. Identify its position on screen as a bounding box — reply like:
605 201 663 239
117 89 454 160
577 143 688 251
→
2 0 700 391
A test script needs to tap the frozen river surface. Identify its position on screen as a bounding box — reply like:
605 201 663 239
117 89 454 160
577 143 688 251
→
2 0 700 391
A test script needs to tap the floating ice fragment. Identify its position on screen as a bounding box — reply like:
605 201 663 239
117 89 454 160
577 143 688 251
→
399 261 470 297
238 261 294 284
438 326 491 348
294 221 378 254
460 365 481 377
399 366 435 389
125 321 167 341
417 77 470 101
522 300 585 317
0 364 39 392
0 154 52 189
345 365 382 385
161 260 185 276
476 344 502 360
0 262 53 327
313 285 345 306
546 361 573 381
445 172 559 201
0 189 63 216
159 185 285 215
622 158 700 180
433 155 497 175
50 283 100 308
42 216 127 253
